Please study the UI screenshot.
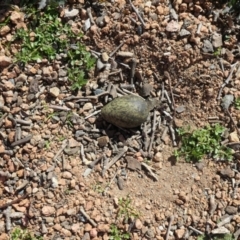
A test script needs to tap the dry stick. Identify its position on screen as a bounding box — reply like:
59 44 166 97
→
128 0 145 26
188 226 204 235
102 146 128 176
196 22 202 35
165 71 175 114
84 110 101 120
169 124 177 147
86 7 95 25
103 169 119 195
105 83 113 103
80 206 97 227
11 134 32 147
209 195 217 216
88 155 103 169
148 110 157 153
15 119 32 125
53 140 68 161
49 105 70 111
141 162 158 181
219 58 225 72
0 193 30 210
165 215 174 240
226 109 240 136
15 124 21 141
217 62 239 99
130 58 137 86
4 206 11 231
109 41 125 57
217 215 233 227
0 113 8 127
80 144 91 165
143 122 149 151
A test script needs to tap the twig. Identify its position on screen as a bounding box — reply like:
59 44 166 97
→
165 215 174 240
196 22 202 35
102 146 128 176
0 193 30 210
15 119 32 125
226 109 240 135
0 113 8 127
87 8 95 25
161 126 169 143
164 90 172 105
188 226 204 235
53 139 68 161
217 215 233 227
209 195 217 216
219 58 224 72
169 125 177 147
141 162 158 181
148 110 157 153
15 124 21 141
130 58 137 86
217 62 239 100
80 144 91 165
49 105 70 111
143 122 149 151
84 110 101 120
128 0 145 26
103 168 119 195
164 71 175 115
80 206 97 227
4 206 11 231
109 41 125 57
11 134 32 147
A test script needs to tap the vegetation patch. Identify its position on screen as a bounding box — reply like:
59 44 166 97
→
174 124 233 162
12 3 95 90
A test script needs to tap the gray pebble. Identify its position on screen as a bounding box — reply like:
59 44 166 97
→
202 40 214 53
179 29 191 37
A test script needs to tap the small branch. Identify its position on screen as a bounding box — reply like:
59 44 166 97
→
128 0 145 26
103 169 119 195
169 125 177 147
4 206 11 231
84 110 101 120
130 58 137 86
49 105 71 111
141 162 158 181
109 41 125 57
11 134 32 147
217 62 239 100
188 226 204 235
80 206 97 227
148 110 157 153
102 146 128 176
87 7 95 25
0 193 30 210
53 139 68 161
226 109 240 136
166 215 174 240
80 144 91 165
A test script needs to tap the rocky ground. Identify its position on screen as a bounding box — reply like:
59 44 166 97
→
0 0 240 239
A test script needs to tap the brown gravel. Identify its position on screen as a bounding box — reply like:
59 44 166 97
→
0 0 240 239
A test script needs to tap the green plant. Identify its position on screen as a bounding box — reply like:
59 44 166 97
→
175 124 233 162
117 195 140 221
214 47 222 57
197 234 235 240
109 224 130 240
10 227 42 240
44 140 51 149
235 97 240 110
12 4 96 90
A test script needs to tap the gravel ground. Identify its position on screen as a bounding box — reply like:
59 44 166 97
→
0 0 240 239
